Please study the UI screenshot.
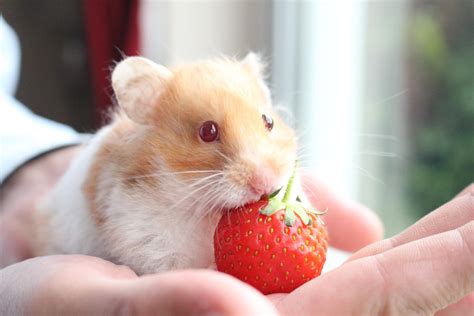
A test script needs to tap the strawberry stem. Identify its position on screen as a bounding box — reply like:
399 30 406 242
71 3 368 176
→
260 160 324 226
282 161 298 203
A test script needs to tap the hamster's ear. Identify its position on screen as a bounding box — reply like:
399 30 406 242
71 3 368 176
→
241 52 266 78
112 57 172 124
242 52 272 108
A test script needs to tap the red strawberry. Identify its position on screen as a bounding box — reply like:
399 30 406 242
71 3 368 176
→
214 163 328 294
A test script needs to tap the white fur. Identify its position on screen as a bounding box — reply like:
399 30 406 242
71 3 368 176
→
242 52 272 108
39 126 221 273
40 146 305 274
38 56 299 274
39 127 301 275
97 167 222 273
38 127 112 256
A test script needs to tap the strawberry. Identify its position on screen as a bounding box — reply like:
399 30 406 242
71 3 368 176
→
214 163 328 294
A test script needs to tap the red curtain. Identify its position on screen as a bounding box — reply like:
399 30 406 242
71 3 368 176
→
83 0 141 126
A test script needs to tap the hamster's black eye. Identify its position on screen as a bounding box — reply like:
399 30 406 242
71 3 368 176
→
199 121 219 142
262 114 273 131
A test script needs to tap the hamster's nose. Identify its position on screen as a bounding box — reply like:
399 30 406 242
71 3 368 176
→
249 170 276 197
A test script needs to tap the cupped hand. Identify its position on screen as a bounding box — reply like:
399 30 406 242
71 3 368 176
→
271 183 474 315
0 148 390 316
0 255 278 315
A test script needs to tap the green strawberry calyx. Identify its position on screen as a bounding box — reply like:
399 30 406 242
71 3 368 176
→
260 161 325 227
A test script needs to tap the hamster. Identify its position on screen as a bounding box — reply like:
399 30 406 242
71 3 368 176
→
32 53 299 274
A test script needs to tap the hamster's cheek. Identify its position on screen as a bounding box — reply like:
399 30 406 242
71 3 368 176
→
217 181 258 209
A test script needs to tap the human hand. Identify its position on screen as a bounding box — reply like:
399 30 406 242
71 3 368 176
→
0 150 385 315
0 255 278 315
300 172 384 252
0 146 80 266
0 183 381 316
271 184 473 315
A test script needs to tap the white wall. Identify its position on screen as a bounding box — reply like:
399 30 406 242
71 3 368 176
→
140 1 415 236
141 1 364 199
141 0 272 65
272 2 366 199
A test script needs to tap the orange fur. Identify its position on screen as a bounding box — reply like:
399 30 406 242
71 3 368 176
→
83 57 296 226
144 59 296 179
82 116 143 225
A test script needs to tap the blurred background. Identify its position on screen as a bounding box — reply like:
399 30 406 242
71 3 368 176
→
2 0 473 237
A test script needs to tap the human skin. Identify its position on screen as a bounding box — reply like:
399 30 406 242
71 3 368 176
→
270 182 473 315
1 147 472 315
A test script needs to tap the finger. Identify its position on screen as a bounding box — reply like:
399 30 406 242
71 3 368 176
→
276 221 474 315
456 183 473 198
22 259 277 316
301 172 384 251
435 292 474 316
0 255 137 315
350 187 473 261
118 270 278 315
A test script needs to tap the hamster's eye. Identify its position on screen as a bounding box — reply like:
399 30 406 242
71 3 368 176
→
262 114 274 131
199 121 219 142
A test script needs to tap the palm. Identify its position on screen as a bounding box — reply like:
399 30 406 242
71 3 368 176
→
2 153 472 315
1 255 279 315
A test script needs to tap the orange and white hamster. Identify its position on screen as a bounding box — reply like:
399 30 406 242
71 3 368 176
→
33 54 299 274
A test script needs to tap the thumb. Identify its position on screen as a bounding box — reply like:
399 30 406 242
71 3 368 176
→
114 270 278 315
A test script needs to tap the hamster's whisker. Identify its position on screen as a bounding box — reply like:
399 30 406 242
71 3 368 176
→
300 182 325 207
215 150 232 163
178 177 223 214
220 184 238 210
185 173 224 189
296 159 387 187
172 172 221 188
187 181 227 224
295 159 322 169
296 153 315 162
294 128 310 143
350 163 385 185
368 89 408 108
298 151 400 166
167 178 223 211
191 178 223 207
357 133 399 143
299 162 385 185
209 184 232 212
196 177 232 217
296 146 314 160
193 191 222 222
297 152 311 160
297 145 310 154
195 190 230 224
164 170 222 175
356 151 402 159
297 165 311 171
124 169 222 180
